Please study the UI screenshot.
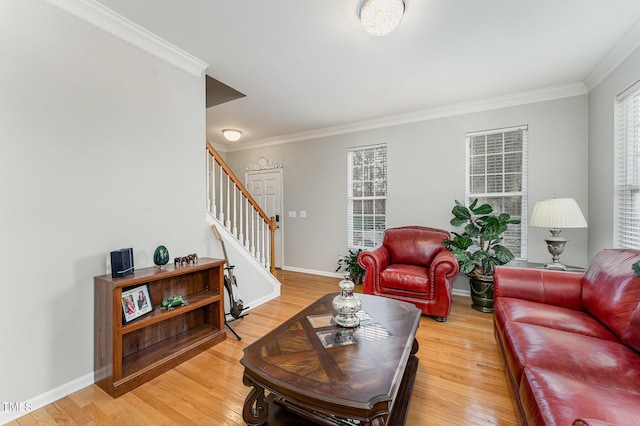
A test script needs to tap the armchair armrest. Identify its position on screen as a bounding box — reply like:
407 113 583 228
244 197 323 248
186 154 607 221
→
494 266 584 311
430 249 459 280
358 245 390 272
358 245 390 294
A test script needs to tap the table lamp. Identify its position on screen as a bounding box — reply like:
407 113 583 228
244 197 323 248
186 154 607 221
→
529 197 587 270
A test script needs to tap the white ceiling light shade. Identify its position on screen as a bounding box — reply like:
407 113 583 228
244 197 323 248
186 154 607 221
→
222 129 242 142
358 0 405 36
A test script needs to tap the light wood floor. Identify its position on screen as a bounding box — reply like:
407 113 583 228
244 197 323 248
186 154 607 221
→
10 270 516 425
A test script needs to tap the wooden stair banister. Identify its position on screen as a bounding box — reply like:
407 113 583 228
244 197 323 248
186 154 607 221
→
206 141 277 274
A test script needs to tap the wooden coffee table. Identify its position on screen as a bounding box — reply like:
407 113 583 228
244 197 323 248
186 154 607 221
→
240 293 421 426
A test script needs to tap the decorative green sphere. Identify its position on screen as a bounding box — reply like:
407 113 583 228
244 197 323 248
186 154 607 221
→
153 245 169 267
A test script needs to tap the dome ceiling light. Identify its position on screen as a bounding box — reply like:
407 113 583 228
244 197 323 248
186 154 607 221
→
222 129 242 142
358 0 405 36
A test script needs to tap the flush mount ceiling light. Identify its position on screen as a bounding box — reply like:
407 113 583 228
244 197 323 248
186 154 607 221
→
222 129 242 142
358 0 405 36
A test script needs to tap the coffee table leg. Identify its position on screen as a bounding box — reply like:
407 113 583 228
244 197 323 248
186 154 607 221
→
242 375 268 425
411 337 419 355
370 417 388 426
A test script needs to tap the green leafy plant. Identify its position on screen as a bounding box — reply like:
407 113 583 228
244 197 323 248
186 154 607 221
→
442 199 521 277
633 260 640 276
336 248 365 284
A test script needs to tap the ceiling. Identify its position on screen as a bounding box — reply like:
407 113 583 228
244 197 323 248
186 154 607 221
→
97 0 640 147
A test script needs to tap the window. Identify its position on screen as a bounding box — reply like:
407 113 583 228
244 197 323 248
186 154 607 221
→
615 81 640 249
466 126 528 258
348 144 387 248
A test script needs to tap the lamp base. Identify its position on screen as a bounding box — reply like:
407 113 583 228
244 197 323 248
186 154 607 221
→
544 261 567 271
543 229 568 271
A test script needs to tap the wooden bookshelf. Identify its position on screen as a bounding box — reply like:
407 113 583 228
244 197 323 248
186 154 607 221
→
94 258 226 397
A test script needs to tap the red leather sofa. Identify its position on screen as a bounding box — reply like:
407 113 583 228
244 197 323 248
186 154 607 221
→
493 249 640 425
357 226 459 321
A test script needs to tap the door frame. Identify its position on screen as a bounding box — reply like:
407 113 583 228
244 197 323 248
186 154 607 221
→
245 165 284 269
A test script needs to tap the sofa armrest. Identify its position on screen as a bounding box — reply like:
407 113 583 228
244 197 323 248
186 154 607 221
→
493 266 584 311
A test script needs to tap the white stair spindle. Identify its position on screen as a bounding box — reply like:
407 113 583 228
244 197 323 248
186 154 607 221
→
256 214 261 265
233 185 238 237
224 175 231 232
260 219 266 267
251 209 256 256
211 156 216 213
218 163 224 223
245 199 250 248
239 192 244 244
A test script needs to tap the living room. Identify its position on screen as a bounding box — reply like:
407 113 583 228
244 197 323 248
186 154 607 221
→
2 0 640 425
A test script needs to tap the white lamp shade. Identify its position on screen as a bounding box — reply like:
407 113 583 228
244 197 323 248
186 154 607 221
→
222 129 242 142
530 198 587 229
358 0 405 36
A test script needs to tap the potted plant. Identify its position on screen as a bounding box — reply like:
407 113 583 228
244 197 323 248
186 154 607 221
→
442 199 521 313
336 248 365 284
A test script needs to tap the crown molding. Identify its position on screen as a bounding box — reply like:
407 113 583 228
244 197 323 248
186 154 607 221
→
584 18 640 91
44 0 208 77
228 82 587 152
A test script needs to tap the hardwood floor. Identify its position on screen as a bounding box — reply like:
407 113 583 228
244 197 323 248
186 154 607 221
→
10 270 516 425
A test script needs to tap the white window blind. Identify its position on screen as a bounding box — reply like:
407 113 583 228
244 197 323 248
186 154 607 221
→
347 144 387 249
465 126 528 259
615 81 640 249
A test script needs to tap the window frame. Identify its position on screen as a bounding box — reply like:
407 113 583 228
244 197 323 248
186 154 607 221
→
347 144 387 249
614 80 640 249
465 125 528 259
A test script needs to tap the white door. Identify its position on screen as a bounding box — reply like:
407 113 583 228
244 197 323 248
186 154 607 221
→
246 169 283 268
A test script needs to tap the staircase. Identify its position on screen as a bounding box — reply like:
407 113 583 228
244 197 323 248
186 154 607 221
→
206 142 280 311
206 141 277 272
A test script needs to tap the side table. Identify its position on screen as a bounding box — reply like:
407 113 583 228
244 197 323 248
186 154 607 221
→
505 260 586 273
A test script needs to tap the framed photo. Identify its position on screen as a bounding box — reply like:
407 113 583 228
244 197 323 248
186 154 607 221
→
122 284 153 324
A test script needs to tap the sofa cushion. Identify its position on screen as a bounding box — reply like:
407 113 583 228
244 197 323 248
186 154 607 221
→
494 297 618 342
502 322 640 392
383 226 447 266
494 266 584 310
520 368 640 426
582 249 640 348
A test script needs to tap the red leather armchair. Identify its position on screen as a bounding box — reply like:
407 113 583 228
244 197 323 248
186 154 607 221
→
357 226 459 321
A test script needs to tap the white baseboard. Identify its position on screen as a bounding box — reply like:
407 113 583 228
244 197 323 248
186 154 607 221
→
0 372 94 425
281 265 344 279
453 288 471 297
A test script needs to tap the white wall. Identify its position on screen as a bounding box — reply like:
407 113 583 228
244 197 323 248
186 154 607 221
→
588 45 640 259
226 94 589 291
0 0 208 412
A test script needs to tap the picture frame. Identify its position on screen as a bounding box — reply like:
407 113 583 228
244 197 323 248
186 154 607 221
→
122 284 153 324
